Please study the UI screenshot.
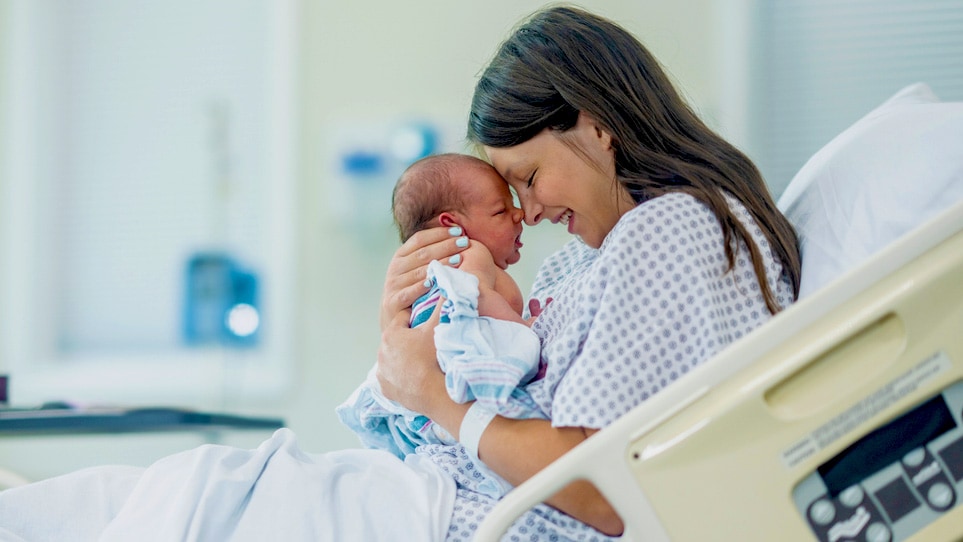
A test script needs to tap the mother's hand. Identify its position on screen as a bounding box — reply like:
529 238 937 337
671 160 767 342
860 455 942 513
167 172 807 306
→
380 226 469 331
377 225 468 416
376 308 450 416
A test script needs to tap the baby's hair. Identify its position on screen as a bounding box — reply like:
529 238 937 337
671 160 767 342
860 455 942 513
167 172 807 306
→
391 153 489 242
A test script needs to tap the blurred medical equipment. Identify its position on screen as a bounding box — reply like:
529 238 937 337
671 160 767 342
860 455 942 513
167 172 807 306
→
0 397 285 491
183 253 261 347
476 84 963 541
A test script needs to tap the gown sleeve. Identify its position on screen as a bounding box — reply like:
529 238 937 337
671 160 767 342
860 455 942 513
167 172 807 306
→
550 193 784 428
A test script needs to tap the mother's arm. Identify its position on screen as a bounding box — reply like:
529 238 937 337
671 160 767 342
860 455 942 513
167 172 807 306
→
377 283 624 536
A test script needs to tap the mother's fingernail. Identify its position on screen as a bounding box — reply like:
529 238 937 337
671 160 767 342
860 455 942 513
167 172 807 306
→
455 236 469 248
448 254 461 265
448 226 463 236
424 279 432 288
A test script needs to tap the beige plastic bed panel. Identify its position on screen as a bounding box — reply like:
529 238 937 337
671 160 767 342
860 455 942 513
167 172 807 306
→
475 199 963 542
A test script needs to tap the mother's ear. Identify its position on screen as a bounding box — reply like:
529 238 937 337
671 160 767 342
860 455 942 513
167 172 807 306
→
577 111 613 152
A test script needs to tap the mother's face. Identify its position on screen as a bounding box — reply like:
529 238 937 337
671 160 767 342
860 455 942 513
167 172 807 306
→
484 113 636 248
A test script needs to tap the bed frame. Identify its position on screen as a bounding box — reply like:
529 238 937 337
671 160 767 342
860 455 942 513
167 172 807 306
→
476 198 963 541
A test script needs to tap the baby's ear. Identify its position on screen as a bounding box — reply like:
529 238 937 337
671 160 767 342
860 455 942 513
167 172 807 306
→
438 213 459 228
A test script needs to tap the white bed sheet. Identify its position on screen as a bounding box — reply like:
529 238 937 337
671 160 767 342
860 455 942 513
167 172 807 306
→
0 429 455 542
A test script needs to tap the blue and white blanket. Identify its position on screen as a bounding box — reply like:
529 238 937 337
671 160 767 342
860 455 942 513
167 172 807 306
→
337 262 545 458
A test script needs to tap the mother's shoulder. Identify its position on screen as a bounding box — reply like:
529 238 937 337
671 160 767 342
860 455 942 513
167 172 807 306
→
630 191 710 217
604 192 714 244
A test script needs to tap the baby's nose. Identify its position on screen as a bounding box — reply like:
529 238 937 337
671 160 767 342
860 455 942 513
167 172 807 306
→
512 206 525 223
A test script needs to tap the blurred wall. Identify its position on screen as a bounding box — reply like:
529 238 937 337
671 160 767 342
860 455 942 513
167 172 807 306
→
0 0 731 480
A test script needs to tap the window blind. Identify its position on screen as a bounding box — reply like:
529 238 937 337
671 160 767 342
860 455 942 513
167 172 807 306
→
749 0 963 196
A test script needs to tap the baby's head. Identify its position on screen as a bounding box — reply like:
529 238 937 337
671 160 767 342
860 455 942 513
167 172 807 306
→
392 153 524 269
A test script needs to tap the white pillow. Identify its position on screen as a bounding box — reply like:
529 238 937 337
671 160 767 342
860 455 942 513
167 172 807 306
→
777 83 963 298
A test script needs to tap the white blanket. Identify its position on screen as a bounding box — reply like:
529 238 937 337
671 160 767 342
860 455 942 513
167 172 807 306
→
0 429 456 542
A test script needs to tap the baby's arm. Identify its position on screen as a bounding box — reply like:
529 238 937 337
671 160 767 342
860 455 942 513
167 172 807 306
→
458 244 527 326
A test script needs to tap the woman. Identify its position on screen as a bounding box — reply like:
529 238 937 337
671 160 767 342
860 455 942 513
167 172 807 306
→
377 5 801 540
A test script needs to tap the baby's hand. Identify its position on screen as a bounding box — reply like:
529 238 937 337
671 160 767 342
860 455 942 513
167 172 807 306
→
527 297 553 320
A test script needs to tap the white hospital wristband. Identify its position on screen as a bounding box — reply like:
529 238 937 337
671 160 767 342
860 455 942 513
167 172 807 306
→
460 402 497 462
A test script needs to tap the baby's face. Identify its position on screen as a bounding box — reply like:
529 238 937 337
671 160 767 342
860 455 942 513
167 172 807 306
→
452 165 524 269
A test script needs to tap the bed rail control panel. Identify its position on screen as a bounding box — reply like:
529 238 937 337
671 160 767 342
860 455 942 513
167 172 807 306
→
793 380 963 542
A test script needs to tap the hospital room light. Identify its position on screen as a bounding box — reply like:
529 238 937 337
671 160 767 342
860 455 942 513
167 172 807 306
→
226 303 260 338
388 122 438 163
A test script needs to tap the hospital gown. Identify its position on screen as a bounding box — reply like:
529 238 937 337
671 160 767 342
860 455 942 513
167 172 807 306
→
430 192 795 541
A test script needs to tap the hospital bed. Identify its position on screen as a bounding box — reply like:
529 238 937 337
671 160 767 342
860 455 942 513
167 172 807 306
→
0 83 959 542
477 83 963 541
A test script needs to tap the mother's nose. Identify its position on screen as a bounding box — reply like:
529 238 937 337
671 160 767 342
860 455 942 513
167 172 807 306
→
521 200 543 226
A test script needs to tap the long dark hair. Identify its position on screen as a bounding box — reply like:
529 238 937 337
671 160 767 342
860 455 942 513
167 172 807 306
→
468 5 800 312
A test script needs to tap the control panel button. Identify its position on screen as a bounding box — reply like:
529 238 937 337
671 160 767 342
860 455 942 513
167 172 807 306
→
809 499 836 525
840 485 865 508
903 447 926 468
938 436 963 482
865 522 891 542
874 476 920 523
927 482 954 509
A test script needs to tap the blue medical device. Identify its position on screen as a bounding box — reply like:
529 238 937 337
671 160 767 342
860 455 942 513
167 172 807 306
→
183 253 260 347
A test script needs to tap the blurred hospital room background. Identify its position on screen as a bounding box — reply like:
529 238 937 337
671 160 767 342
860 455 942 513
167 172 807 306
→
1 0 961 484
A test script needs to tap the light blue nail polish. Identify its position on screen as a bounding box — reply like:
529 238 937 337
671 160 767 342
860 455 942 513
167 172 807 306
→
455 236 469 248
424 279 432 288
448 226 462 236
448 254 461 265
